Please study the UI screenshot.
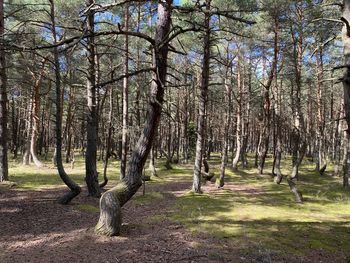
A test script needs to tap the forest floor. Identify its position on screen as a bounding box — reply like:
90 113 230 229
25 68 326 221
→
1 154 350 262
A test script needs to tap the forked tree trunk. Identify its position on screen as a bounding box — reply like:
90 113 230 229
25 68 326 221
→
85 0 101 197
95 0 172 236
49 0 81 204
193 0 211 193
0 0 8 182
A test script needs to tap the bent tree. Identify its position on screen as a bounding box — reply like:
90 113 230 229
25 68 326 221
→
49 0 81 204
95 0 173 236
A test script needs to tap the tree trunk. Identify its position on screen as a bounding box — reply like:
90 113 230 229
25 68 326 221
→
49 0 81 204
0 0 8 182
95 0 172 236
101 74 114 188
30 58 47 168
232 50 242 170
218 53 232 188
85 0 101 197
120 2 129 180
193 0 211 193
341 0 350 189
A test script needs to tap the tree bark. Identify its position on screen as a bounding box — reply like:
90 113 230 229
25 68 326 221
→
0 0 8 182
120 2 129 180
218 52 232 188
193 0 211 193
85 0 101 197
341 0 350 190
30 57 47 168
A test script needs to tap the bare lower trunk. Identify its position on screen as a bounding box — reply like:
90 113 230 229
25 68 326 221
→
95 0 172 236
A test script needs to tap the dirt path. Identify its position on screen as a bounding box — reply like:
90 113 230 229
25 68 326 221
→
0 180 338 263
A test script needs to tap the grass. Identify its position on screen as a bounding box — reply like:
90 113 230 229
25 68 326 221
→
168 154 350 257
4 152 350 258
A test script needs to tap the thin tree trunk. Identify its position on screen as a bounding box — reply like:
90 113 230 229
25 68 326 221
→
232 50 242 170
0 0 8 182
30 58 47 168
218 61 232 188
85 0 101 197
193 0 211 193
49 0 81 204
120 3 129 180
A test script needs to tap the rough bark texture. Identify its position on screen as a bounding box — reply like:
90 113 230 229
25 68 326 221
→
85 0 101 197
0 0 8 182
50 0 81 204
192 0 211 193
95 0 172 236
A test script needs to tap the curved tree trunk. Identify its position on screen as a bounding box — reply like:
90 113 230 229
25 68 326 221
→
95 0 172 236
49 0 81 204
232 50 242 170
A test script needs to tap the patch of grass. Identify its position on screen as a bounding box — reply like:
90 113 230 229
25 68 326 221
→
169 155 350 258
76 204 100 213
133 192 163 204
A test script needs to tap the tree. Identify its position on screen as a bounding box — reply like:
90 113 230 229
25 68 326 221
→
95 0 173 236
192 0 211 193
85 0 101 197
0 0 8 182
